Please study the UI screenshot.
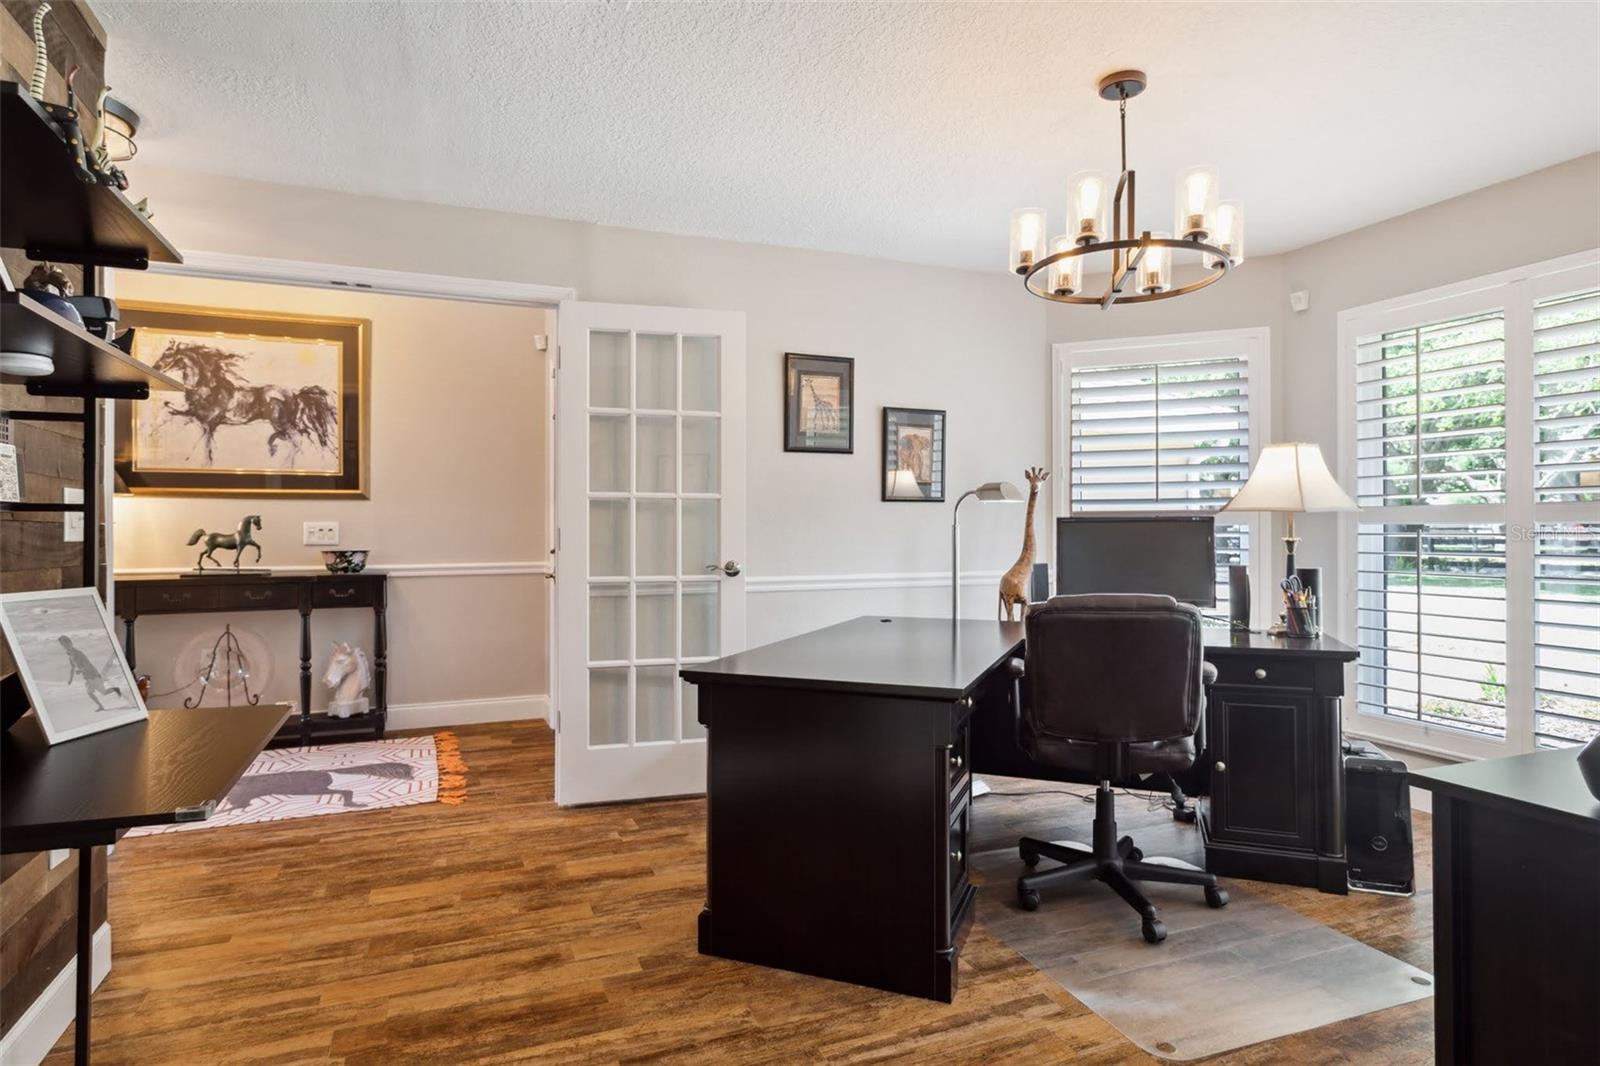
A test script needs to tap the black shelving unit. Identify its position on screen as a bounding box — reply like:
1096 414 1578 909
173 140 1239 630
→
1 80 184 592
1 75 191 1066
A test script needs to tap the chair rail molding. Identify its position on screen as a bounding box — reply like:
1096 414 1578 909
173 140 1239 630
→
115 562 552 580
747 570 1006 594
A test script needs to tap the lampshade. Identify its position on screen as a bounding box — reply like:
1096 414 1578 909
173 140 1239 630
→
972 481 1024 502
1220 443 1357 514
1067 171 1107 245
1009 208 1047 275
1140 233 1172 294
1174 165 1219 241
1047 236 1082 296
101 95 140 162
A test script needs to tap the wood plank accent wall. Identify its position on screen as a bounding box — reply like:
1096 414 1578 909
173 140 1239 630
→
1 0 111 1044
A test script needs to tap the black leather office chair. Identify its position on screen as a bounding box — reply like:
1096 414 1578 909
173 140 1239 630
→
1007 593 1228 943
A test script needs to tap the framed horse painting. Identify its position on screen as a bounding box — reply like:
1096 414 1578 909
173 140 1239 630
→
114 302 370 497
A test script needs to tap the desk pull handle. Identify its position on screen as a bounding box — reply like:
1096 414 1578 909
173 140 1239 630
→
329 588 354 599
245 590 270 602
1253 668 1267 680
950 751 964 770
1214 761 1227 773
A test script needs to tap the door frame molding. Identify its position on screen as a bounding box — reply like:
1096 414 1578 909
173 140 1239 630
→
108 250 569 721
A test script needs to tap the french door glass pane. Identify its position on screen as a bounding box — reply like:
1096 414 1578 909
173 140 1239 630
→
590 668 629 745
590 501 629 577
637 666 676 742
637 415 677 493
682 679 706 740
590 415 630 492
683 417 719 493
637 333 677 410
589 584 629 662
683 499 719 575
683 336 721 412
683 583 719 657
637 583 675 660
636 500 676 577
591 330 630 408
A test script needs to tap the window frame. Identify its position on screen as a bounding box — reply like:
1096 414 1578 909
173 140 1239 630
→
1051 326 1273 628
1336 248 1600 760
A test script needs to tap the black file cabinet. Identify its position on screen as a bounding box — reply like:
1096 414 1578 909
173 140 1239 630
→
1201 636 1355 894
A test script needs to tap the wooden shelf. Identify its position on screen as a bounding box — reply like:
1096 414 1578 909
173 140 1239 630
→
0 81 183 267
1 290 184 396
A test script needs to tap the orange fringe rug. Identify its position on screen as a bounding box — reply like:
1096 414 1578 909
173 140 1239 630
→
434 729 469 805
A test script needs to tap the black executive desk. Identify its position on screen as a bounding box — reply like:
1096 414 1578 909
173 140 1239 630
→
1410 748 1600 1065
683 616 1357 1001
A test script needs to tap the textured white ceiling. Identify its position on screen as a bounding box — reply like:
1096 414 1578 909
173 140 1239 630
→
98 1 1599 272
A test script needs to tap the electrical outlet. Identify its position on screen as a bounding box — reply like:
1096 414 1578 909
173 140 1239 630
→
64 487 83 542
303 521 339 546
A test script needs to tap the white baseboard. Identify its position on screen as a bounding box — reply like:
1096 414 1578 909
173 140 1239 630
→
0 923 112 1066
386 694 548 731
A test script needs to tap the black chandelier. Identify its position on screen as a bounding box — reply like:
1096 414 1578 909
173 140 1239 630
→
1007 70 1244 309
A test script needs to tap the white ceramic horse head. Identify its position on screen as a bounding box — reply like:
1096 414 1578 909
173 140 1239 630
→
323 641 371 706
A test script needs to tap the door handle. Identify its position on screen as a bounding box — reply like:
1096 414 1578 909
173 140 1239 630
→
706 560 741 577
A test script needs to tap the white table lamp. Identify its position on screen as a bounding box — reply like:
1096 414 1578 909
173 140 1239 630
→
952 481 1024 618
1220 442 1356 578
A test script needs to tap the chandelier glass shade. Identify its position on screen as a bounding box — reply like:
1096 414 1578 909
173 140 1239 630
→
1008 71 1243 309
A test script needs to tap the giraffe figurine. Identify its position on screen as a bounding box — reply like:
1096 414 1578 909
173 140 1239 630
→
998 467 1049 621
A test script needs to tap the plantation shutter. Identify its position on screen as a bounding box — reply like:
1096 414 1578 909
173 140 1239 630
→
1532 289 1600 503
1068 355 1252 614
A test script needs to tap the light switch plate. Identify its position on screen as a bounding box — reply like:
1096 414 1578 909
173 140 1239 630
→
64 487 83 542
303 521 339 546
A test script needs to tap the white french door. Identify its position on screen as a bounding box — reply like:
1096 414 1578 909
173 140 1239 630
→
555 301 746 805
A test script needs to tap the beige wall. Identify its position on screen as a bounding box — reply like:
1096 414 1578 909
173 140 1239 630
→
112 153 1599 719
119 167 1052 652
110 273 550 714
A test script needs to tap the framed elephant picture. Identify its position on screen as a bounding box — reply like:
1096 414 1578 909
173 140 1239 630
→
115 302 370 497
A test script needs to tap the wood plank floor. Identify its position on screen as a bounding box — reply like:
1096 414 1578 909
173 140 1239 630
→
49 721 1434 1064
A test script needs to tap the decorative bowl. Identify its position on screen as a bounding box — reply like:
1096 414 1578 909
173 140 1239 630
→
322 549 369 574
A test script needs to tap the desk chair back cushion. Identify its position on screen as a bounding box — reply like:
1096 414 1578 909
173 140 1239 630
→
1023 594 1205 778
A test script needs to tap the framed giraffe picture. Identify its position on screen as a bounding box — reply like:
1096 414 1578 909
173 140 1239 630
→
784 353 854 453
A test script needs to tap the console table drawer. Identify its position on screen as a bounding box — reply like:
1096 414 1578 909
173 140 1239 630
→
135 585 219 613
314 581 374 609
219 584 297 611
1211 657 1316 691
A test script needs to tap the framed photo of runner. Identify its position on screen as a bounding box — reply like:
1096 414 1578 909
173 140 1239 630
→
0 587 147 744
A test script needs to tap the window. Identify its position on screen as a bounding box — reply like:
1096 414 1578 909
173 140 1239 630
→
1342 252 1599 755
1053 329 1270 623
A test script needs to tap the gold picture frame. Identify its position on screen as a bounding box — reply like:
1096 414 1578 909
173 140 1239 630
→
114 301 370 497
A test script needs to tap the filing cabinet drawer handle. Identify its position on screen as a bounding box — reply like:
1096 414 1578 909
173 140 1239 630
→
1254 668 1267 680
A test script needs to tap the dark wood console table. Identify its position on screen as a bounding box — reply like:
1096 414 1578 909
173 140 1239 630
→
114 572 388 748
2 703 289 1064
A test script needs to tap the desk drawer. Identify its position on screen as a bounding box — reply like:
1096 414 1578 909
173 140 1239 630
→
135 584 219 613
1211 657 1316 691
313 580 374 609
948 797 971 901
219 583 297 611
947 718 971 796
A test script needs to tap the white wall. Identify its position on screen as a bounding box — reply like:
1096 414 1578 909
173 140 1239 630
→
122 166 1052 664
120 153 1600 733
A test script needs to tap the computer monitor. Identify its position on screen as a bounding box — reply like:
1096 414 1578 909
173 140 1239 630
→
1055 514 1217 607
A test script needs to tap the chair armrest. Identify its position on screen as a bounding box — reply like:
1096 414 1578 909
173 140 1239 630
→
1007 657 1026 747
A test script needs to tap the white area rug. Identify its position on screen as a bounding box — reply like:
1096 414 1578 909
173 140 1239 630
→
128 732 465 836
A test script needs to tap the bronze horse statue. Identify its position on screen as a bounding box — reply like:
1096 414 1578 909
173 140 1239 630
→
188 515 264 570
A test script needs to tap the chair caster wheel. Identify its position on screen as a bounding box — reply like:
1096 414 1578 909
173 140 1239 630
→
1141 917 1167 944
1018 885 1040 911
1125 847 1144 862
1205 885 1229 909
1173 806 1197 824
1020 848 1040 868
